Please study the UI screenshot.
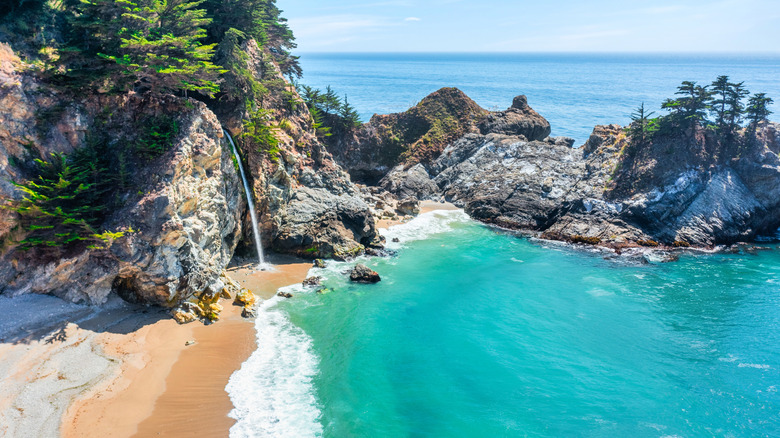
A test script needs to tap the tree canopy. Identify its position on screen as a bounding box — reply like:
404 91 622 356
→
629 76 774 148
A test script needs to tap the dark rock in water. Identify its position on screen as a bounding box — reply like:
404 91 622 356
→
349 264 381 283
302 276 322 287
364 247 383 257
396 197 421 216
313 259 326 268
316 287 332 295
277 291 293 298
392 238 400 243
241 306 257 318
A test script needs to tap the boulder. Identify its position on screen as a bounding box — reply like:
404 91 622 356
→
349 264 381 283
302 276 322 287
396 197 421 216
478 95 551 141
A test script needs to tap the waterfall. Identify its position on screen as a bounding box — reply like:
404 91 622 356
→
223 129 267 268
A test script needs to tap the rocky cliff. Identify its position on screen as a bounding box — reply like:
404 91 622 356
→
329 88 780 249
0 41 380 311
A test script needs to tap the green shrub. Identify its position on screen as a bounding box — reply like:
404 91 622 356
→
240 108 280 160
7 151 121 250
135 115 179 160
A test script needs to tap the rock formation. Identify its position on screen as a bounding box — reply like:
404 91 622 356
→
328 88 780 249
349 264 381 283
0 40 381 310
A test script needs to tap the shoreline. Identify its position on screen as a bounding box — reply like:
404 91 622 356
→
62 254 314 438
1 202 458 438
62 202 457 436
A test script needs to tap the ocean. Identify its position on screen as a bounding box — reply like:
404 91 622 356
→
227 54 780 437
295 53 780 144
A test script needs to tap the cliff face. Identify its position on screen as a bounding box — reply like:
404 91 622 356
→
337 89 780 248
218 40 381 261
0 41 380 308
0 60 243 305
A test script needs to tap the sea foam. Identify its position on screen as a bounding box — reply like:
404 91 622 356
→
381 209 470 249
226 290 323 438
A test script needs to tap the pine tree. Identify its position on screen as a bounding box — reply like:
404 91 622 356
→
627 102 656 146
73 0 224 96
10 152 106 249
661 81 711 131
710 75 731 131
746 93 774 133
322 85 339 114
339 94 361 130
724 81 749 135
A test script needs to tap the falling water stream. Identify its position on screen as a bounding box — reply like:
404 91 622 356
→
223 129 267 269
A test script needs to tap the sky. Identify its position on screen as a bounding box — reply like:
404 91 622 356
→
277 0 780 53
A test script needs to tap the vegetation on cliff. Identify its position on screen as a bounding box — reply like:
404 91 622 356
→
613 76 774 198
626 76 773 149
0 0 298 102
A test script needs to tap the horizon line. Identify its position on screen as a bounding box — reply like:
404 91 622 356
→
295 50 780 56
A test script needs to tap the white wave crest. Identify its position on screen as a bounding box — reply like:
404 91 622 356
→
381 209 470 249
227 294 323 438
737 363 771 370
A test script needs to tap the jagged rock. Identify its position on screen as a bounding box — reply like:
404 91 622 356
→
392 238 400 243
349 264 381 283
277 291 293 298
302 276 321 287
0 90 242 306
234 289 256 308
272 187 379 260
396 197 421 216
379 163 439 199
313 259 326 268
325 87 488 184
478 95 551 141
241 306 257 318
171 308 198 325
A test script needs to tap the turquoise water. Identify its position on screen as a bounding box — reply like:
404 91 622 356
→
298 53 780 143
229 211 780 437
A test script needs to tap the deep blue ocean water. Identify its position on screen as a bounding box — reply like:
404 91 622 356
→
297 53 780 144
227 54 780 437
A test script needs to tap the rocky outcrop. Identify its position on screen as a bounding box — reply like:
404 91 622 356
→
478 95 551 140
217 40 381 261
349 264 381 283
364 89 780 248
326 87 488 183
0 40 382 308
0 90 243 305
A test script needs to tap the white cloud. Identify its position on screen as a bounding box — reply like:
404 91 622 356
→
404 17 421 22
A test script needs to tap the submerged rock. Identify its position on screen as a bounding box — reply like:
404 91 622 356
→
302 276 322 287
349 264 381 283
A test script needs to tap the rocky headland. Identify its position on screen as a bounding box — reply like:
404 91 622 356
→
0 41 381 320
328 88 780 251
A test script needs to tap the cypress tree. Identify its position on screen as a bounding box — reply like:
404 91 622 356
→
73 0 224 96
339 94 361 130
746 93 774 133
628 102 655 146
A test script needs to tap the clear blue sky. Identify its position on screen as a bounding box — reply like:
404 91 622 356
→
277 0 780 53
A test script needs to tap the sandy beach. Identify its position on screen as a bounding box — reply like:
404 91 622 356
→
0 204 458 437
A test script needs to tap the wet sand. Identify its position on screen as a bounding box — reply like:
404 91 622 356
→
63 254 313 438
13 206 459 437
377 200 459 229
